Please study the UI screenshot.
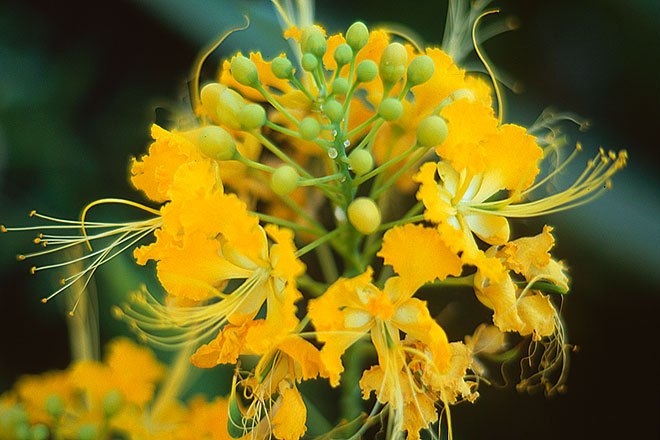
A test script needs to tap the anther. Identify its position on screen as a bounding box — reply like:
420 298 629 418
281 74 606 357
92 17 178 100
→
16 254 25 261
29 210 36 217
608 150 616 160
575 142 583 151
30 267 36 275
0 225 6 232
41 298 48 304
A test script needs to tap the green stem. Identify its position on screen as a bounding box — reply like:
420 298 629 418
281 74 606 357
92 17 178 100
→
297 275 327 296
280 195 326 233
316 243 339 284
345 114 380 140
295 226 345 257
299 173 343 186
428 274 475 288
255 83 299 126
371 145 429 199
251 212 323 236
377 214 425 232
352 119 385 152
252 132 312 178
237 155 276 173
291 75 316 102
352 143 419 187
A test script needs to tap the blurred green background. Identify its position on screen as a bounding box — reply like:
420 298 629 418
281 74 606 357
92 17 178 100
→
1 0 658 438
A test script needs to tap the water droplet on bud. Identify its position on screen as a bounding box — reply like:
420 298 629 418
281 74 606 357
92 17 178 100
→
328 148 338 159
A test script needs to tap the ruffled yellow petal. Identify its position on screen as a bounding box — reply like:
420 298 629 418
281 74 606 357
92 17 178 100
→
272 385 307 440
359 365 411 408
244 284 301 355
474 272 524 333
414 162 453 224
391 298 451 373
308 270 375 386
379 224 462 290
130 125 203 202
425 342 477 404
265 225 306 281
438 99 498 176
155 231 251 301
517 293 556 340
322 33 347 71
190 322 254 367
464 212 510 245
105 338 165 406
278 336 326 381
500 225 569 290
413 48 467 114
481 124 543 192
402 394 438 440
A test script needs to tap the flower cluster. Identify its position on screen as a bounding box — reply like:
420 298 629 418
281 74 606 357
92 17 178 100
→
0 338 230 439
3 2 626 439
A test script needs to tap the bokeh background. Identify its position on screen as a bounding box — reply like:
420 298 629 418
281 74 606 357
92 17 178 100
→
1 0 659 438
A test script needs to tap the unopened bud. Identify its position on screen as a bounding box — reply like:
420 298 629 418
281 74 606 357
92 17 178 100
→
301 53 318 72
198 126 236 160
45 394 64 419
407 55 434 86
417 116 448 147
271 166 299 195
349 150 374 175
77 424 97 440
348 197 381 234
299 117 321 140
200 82 227 122
333 43 353 66
346 22 369 52
378 98 403 121
230 55 259 87
332 77 349 96
271 56 293 79
103 389 123 418
356 60 377 83
216 88 246 130
324 99 344 123
304 32 327 58
379 43 407 85
239 104 267 130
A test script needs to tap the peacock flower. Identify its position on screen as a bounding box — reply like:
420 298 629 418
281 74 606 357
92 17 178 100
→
226 335 326 440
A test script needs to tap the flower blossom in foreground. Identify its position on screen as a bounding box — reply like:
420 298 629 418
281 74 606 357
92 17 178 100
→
2 1 627 438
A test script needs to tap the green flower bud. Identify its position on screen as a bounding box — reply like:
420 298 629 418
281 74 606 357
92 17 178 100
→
346 21 369 52
323 99 344 123
230 55 259 87
301 53 318 72
407 55 434 86
349 150 374 175
348 197 381 234
271 165 299 195
379 43 407 84
198 126 236 160
200 82 227 122
271 56 293 79
45 394 64 419
332 77 349 96
378 98 403 121
301 26 324 53
239 104 267 130
356 60 377 83
216 88 246 130
30 424 50 440
103 389 123 418
333 43 353 66
77 424 97 440
14 423 29 440
417 116 448 147
299 117 321 140
304 32 327 58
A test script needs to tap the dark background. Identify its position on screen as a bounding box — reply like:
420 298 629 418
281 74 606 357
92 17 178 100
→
1 0 659 438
